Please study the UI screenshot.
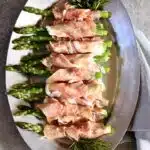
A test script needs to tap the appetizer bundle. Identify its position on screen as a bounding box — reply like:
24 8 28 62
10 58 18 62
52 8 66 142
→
7 0 114 149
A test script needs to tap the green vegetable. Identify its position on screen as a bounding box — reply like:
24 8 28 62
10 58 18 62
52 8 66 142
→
94 50 111 64
24 6 53 17
12 35 53 44
92 0 109 10
96 29 108 36
16 122 44 135
96 23 105 30
95 72 103 79
68 0 109 10
13 42 46 50
94 50 111 79
100 11 112 18
14 105 45 120
21 53 49 63
17 105 32 110
6 53 51 77
104 41 113 48
8 82 45 102
96 23 108 36
20 63 50 77
5 65 20 72
14 26 46 34
70 138 111 150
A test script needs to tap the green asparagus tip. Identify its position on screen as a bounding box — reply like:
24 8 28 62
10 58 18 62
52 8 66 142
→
16 122 44 135
14 26 46 34
100 11 112 18
14 109 45 120
5 65 20 71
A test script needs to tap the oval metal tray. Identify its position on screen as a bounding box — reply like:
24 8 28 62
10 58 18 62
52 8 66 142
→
0 0 140 149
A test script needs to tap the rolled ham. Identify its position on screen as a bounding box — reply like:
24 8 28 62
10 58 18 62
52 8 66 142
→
37 99 107 123
46 19 106 39
44 121 112 140
47 39 104 54
53 8 103 21
46 68 91 84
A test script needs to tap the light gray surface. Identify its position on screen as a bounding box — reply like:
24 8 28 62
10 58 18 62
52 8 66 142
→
121 0 150 40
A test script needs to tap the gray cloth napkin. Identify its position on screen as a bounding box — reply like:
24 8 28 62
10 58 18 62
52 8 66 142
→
133 29 150 150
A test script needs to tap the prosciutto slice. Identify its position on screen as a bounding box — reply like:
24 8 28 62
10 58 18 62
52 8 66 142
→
44 121 111 140
46 19 101 39
46 81 108 107
37 98 107 123
53 8 102 21
43 53 99 71
52 0 73 20
46 68 91 84
46 81 88 99
52 0 107 21
47 39 104 54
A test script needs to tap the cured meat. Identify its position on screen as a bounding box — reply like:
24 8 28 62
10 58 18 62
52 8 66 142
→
53 8 102 21
46 80 108 108
52 0 108 21
37 98 107 123
44 121 112 140
52 0 73 20
46 19 102 39
47 39 104 54
46 68 91 84
43 53 98 70
46 81 88 99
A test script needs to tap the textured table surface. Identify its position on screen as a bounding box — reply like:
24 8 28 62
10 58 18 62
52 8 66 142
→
0 0 149 150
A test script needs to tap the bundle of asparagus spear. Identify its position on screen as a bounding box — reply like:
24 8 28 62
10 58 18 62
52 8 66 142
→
6 53 51 77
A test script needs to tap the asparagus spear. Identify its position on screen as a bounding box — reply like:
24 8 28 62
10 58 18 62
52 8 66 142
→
12 35 53 44
24 6 111 18
16 122 44 135
24 6 53 17
5 65 20 72
94 50 111 64
14 105 45 120
96 23 108 36
6 53 51 76
14 26 46 34
8 82 45 102
103 40 113 50
17 105 32 110
6 62 51 77
94 50 111 79
21 63 51 77
21 53 50 63
100 11 112 18
13 42 46 50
